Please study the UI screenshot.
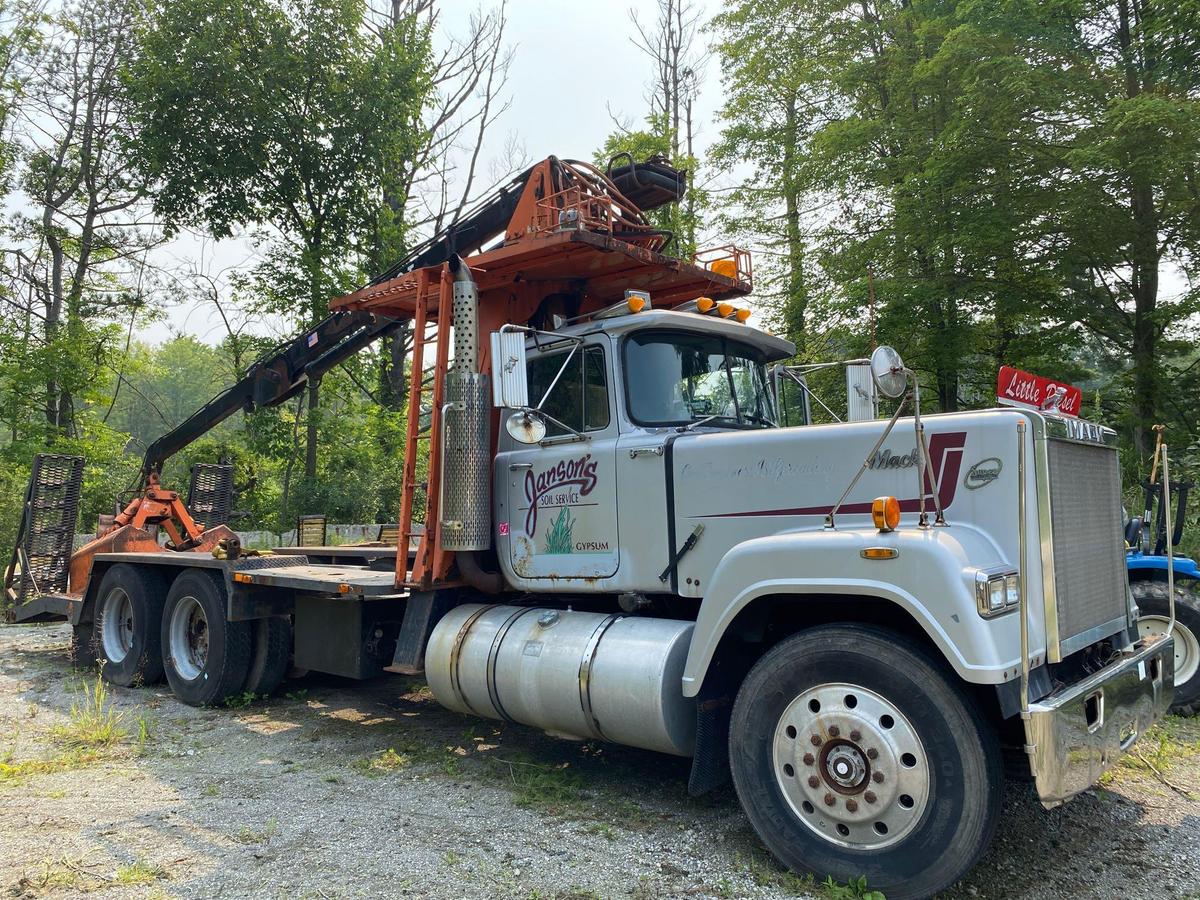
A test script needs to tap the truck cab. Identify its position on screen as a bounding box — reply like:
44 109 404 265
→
495 307 791 590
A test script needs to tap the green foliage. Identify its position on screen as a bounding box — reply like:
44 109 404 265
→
127 0 433 323
710 0 1200 485
597 115 704 259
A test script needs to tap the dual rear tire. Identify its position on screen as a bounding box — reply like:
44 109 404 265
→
90 565 290 705
91 564 169 686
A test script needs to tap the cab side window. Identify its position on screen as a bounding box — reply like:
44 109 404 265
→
526 345 610 436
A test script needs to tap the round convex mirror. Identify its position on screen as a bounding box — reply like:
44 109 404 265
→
870 345 908 399
505 410 547 444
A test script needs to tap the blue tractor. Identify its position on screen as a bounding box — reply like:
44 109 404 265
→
1126 472 1199 714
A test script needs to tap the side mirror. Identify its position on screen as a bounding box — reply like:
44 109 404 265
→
869 345 908 399
490 330 529 408
505 410 547 444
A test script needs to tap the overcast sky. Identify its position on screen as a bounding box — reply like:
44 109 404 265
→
150 0 728 344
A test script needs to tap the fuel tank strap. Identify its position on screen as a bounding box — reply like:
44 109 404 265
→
486 606 539 723
449 604 500 716
578 614 623 742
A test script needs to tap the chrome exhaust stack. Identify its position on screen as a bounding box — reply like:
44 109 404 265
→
440 256 492 552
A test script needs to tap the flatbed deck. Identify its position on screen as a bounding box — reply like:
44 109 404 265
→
91 551 404 598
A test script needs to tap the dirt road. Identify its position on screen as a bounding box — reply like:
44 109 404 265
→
2 622 1199 900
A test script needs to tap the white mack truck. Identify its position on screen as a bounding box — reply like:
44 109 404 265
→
4 156 1174 900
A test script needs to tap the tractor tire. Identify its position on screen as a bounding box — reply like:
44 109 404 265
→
161 570 251 707
729 623 1003 900
90 564 169 687
243 617 292 697
1132 577 1200 715
69 622 97 670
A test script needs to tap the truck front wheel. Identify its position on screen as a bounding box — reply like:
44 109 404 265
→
161 571 251 707
729 623 1002 900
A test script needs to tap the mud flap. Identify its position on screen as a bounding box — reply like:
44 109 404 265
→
688 694 733 796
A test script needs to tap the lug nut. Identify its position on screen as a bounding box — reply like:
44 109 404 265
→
872 771 884 784
808 775 820 788
864 791 877 804
803 753 815 766
828 725 840 738
850 730 862 742
846 799 858 812
810 735 823 747
866 748 879 760
824 793 836 807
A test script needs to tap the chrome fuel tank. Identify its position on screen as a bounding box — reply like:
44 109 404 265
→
426 604 696 757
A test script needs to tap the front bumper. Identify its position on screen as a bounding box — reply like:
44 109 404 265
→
1026 635 1174 807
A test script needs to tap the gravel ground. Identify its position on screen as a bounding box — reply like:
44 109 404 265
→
2 622 1200 900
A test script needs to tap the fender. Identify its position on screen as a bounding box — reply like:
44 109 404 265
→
681 525 1047 697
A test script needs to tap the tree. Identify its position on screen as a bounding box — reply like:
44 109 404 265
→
708 1 825 352
9 0 161 436
1043 0 1200 455
127 0 434 476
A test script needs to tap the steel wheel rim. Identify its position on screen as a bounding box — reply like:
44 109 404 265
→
772 682 930 850
169 595 209 682
100 587 134 664
1139 615 1200 685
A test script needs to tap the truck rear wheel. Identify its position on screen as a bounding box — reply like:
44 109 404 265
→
1132 577 1200 715
729 623 1002 900
91 564 168 686
161 570 251 706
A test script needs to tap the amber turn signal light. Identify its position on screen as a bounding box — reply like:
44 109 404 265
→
861 547 899 560
871 495 900 532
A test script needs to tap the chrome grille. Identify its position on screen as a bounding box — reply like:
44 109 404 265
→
1046 439 1127 648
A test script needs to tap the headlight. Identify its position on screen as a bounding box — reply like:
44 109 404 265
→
975 568 1021 618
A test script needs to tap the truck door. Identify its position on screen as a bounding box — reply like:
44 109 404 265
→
504 342 620 580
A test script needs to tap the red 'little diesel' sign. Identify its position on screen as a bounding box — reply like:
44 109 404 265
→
996 366 1082 417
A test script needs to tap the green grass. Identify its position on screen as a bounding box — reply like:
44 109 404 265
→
350 747 412 776
235 818 278 844
582 821 616 841
0 749 101 784
223 691 261 710
50 672 126 749
1105 714 1200 788
115 859 168 885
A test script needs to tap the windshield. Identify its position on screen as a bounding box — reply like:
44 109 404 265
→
624 331 777 428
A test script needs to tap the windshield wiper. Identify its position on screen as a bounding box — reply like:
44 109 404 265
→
677 414 736 433
741 412 776 427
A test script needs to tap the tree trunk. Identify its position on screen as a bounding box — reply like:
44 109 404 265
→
1129 172 1160 456
781 98 808 354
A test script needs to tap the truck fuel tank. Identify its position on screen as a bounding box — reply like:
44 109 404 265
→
426 604 696 757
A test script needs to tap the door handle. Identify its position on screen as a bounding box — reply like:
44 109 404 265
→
509 462 533 470
628 446 664 459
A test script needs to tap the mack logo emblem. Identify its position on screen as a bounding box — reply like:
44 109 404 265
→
868 448 920 470
964 457 1003 490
